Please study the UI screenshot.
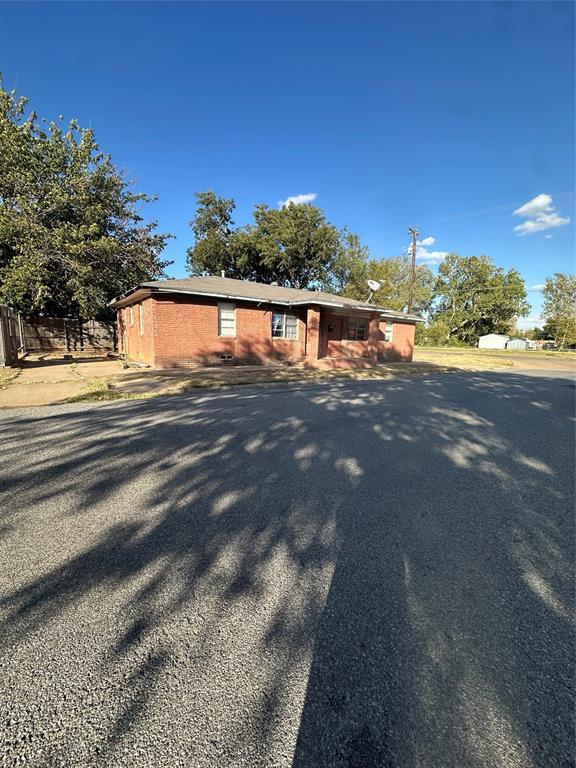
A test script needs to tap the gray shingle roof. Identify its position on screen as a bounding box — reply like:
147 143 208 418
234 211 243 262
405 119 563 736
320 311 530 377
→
110 275 421 321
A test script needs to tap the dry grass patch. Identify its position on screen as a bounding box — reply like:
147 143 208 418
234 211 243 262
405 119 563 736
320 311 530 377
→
0 367 21 389
413 349 515 370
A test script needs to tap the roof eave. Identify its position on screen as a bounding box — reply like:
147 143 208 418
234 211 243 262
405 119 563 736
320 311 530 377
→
109 284 423 322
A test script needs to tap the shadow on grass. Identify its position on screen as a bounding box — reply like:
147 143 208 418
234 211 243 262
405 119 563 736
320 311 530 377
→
0 371 574 766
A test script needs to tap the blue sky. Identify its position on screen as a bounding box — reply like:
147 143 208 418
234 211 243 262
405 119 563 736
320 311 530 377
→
1 1 574 326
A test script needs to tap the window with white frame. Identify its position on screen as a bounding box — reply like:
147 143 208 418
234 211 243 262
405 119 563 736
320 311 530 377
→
347 317 367 341
272 311 298 339
129 305 134 325
139 303 144 335
384 322 393 342
218 302 236 336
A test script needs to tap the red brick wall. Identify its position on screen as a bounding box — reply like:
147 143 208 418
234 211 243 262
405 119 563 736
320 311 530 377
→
378 320 415 361
148 296 306 368
116 295 417 367
306 306 321 362
118 300 155 365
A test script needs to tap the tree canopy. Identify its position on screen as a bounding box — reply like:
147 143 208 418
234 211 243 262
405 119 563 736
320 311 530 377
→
0 78 171 318
429 254 530 345
188 193 342 288
187 191 434 311
339 254 435 315
541 273 576 348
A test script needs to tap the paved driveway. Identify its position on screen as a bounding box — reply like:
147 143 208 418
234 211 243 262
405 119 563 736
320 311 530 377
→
1 369 574 767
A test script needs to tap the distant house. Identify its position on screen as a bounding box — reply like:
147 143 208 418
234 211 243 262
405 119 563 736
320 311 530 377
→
109 276 422 369
478 333 509 350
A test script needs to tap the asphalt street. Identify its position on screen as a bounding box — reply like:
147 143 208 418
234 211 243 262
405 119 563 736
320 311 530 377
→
1 367 574 767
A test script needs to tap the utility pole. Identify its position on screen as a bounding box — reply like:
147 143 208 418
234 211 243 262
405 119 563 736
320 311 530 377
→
407 226 419 313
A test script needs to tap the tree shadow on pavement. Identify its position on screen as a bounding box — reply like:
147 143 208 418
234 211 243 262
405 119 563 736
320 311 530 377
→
0 371 574 767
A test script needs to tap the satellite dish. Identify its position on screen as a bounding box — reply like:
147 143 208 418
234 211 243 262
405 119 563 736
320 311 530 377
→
366 279 381 303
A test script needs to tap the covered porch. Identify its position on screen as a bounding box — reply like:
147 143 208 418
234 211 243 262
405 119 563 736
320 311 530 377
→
304 306 383 368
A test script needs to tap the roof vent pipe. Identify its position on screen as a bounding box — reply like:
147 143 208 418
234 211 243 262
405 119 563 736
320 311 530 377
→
221 270 226 278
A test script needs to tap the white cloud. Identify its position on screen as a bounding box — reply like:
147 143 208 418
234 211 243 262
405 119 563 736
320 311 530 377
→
544 234 554 239
513 193 570 236
406 235 448 264
514 193 553 218
530 284 545 291
278 192 317 208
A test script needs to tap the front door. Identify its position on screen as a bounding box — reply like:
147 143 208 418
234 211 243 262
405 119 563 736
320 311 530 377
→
326 315 343 357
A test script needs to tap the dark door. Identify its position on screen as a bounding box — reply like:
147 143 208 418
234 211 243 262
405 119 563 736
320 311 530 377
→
326 315 343 357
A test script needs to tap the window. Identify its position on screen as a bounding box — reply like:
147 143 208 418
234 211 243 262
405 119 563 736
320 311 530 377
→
347 317 367 341
218 303 236 336
384 322 393 342
272 311 298 339
129 305 134 325
139 303 144 335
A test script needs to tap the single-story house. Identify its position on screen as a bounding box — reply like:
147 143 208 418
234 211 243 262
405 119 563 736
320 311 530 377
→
478 333 509 350
109 275 422 369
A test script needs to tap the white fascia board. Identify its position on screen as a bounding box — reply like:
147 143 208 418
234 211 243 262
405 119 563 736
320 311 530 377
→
110 287 294 309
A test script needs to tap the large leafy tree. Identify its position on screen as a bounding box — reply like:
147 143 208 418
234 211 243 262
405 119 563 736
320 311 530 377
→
323 230 369 296
244 203 341 288
431 254 530 344
542 273 576 348
187 191 236 277
187 193 345 289
0 79 171 317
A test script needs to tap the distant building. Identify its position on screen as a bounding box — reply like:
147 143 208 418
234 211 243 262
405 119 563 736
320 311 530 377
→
506 338 529 350
478 333 509 350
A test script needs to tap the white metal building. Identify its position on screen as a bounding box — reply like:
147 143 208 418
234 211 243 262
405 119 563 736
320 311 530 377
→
478 333 509 349
506 338 529 350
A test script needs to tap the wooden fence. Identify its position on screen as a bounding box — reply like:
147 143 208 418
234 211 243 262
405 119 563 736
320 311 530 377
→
0 306 20 366
23 317 117 353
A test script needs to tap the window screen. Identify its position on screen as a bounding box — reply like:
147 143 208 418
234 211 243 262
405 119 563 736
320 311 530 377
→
218 303 236 336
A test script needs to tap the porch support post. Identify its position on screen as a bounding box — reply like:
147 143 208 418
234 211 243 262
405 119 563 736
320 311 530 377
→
305 306 321 363
368 312 380 363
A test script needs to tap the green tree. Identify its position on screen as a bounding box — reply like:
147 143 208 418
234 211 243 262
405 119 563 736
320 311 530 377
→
432 254 530 345
342 255 435 314
324 230 369 295
186 191 236 277
242 203 341 288
187 196 343 289
0 78 171 317
542 273 576 348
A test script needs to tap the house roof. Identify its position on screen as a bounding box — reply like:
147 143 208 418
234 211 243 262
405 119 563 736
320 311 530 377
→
478 333 510 339
109 275 422 322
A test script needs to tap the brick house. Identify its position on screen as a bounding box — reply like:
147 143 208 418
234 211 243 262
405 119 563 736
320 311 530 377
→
109 276 421 368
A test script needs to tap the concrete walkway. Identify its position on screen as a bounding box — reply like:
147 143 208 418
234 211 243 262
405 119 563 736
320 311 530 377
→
0 356 126 407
